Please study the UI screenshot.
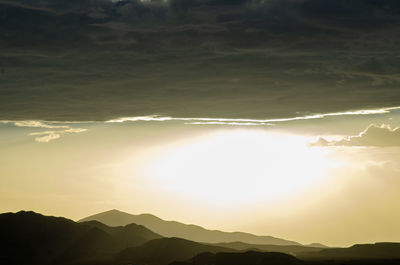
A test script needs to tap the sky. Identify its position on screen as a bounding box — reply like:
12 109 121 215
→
1 0 400 247
1 107 400 246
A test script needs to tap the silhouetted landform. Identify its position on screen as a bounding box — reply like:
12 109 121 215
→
0 211 161 265
214 241 324 255
306 243 329 248
2 211 400 265
171 251 302 265
174 250 400 265
79 209 300 245
298 242 400 260
116 237 232 265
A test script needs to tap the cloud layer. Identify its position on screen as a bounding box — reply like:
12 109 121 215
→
1 0 400 120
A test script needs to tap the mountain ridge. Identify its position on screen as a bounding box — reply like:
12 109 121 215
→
79 209 301 246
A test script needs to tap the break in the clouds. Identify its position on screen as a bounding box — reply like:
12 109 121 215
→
1 0 400 121
312 124 400 147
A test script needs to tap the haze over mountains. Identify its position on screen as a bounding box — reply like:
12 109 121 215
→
79 209 300 245
2 210 400 265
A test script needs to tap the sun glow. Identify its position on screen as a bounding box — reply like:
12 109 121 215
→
144 130 337 205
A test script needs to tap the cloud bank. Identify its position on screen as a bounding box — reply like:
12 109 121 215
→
1 0 400 120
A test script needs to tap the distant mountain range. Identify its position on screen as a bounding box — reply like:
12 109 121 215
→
2 211 400 265
79 209 300 246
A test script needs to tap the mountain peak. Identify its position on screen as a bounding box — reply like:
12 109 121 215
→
80 209 301 246
104 209 123 214
306 243 329 248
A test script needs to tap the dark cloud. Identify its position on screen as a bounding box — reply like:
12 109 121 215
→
312 124 400 147
0 0 400 120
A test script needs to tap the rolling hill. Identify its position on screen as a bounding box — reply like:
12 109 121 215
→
79 209 301 245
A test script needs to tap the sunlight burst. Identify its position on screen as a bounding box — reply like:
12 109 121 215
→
145 130 336 204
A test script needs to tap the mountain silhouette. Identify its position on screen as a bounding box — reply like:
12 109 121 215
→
53 226 117 265
0 211 161 265
172 251 302 265
306 243 329 248
79 209 300 245
116 237 233 265
80 220 162 249
3 210 400 265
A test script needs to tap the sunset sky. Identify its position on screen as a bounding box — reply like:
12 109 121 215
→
1 0 400 248
1 106 400 246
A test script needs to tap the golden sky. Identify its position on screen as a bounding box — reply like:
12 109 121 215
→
1 107 400 247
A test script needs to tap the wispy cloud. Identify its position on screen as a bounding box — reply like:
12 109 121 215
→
0 120 89 143
185 122 273 126
30 132 62 143
63 128 88 133
107 106 400 126
14 120 69 129
310 124 400 147
28 128 88 143
2 106 399 141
